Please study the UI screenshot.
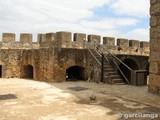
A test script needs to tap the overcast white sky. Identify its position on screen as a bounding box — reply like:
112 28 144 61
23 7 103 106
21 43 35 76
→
0 0 150 41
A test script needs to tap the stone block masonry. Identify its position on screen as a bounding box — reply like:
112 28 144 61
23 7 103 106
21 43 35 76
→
149 0 160 94
0 31 149 83
2 33 15 43
73 33 86 48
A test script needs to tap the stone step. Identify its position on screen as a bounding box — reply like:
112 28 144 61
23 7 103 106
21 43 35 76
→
103 62 110 65
111 78 124 83
104 68 115 72
103 64 112 67
114 82 126 85
109 75 121 79
107 71 118 75
103 66 113 69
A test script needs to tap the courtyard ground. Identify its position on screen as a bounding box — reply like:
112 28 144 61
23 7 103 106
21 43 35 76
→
0 78 160 120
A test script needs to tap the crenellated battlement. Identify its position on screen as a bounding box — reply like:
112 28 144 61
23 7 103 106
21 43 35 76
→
0 31 149 56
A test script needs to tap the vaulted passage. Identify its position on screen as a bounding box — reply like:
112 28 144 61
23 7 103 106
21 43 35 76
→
119 59 139 83
66 66 85 81
0 65 2 78
23 65 33 79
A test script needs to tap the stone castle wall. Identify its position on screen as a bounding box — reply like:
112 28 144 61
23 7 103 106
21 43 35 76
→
0 32 149 56
0 31 150 82
149 0 160 94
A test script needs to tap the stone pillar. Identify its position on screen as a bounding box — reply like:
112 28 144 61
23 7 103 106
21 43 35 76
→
56 31 72 48
2 33 15 43
73 33 86 48
87 34 101 49
149 0 160 94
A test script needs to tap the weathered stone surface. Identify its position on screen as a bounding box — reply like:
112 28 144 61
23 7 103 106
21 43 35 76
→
20 33 32 44
103 37 115 46
46 33 56 42
140 41 149 48
56 31 72 48
0 31 150 83
150 0 160 5
150 38 160 52
88 35 101 43
38 34 46 43
150 16 160 27
150 51 160 62
149 0 160 94
73 33 86 48
150 27 160 39
117 38 129 47
149 62 160 74
2 33 15 43
88 35 101 49
150 3 160 15
129 40 139 48
148 74 160 94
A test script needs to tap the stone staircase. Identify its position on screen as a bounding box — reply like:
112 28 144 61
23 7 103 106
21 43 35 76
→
90 49 125 84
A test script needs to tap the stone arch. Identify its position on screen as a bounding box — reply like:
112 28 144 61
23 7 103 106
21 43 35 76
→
66 65 85 81
22 65 34 79
118 59 139 83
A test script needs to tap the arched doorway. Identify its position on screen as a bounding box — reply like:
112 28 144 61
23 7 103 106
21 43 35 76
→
66 66 85 81
118 59 139 83
0 65 2 78
23 65 33 79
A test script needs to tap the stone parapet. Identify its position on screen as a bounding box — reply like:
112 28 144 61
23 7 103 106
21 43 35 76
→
0 32 149 56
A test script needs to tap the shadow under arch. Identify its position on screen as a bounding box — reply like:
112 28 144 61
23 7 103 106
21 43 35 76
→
0 65 2 78
66 66 85 81
118 59 139 83
22 65 34 79
146 63 149 75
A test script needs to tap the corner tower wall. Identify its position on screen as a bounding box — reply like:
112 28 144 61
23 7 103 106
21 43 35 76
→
149 0 160 94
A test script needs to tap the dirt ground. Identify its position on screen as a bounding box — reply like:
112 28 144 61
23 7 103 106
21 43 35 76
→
0 78 160 120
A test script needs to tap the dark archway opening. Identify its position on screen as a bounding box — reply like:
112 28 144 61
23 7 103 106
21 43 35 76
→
66 66 85 81
146 63 149 75
146 63 149 84
118 59 139 83
23 65 33 79
0 65 2 78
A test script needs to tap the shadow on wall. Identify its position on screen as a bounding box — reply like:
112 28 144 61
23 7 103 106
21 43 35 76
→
0 65 2 78
118 59 139 83
22 65 33 79
146 63 149 76
66 66 85 81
